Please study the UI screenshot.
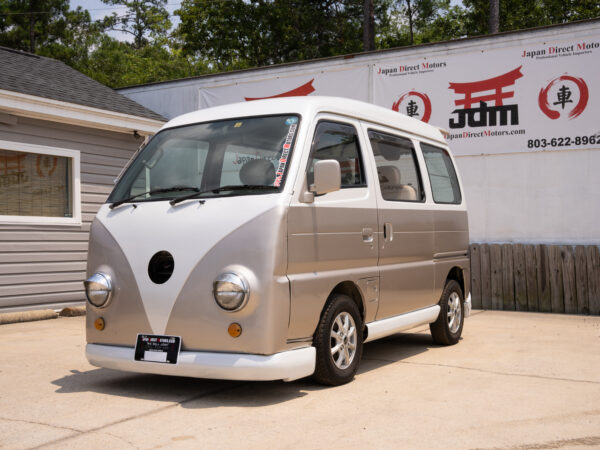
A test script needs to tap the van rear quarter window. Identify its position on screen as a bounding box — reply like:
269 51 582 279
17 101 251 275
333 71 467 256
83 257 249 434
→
421 143 462 204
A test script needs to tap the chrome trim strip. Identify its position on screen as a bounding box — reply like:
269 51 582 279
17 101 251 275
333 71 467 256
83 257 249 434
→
433 250 469 260
86 344 316 382
286 337 313 344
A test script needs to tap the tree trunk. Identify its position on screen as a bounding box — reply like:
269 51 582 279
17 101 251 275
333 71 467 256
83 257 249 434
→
363 0 375 51
489 0 499 34
29 0 36 53
406 0 414 45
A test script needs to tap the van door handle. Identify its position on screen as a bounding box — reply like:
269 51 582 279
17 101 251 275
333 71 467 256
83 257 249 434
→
383 222 393 242
362 227 374 243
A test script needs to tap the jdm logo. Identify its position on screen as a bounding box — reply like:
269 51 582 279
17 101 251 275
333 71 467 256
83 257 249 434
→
448 66 523 129
538 75 589 120
392 91 432 123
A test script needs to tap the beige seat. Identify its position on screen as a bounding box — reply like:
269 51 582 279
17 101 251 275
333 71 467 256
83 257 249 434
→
377 165 417 201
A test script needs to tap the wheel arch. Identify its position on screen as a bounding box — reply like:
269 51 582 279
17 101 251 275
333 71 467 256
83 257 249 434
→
328 281 365 321
445 266 465 297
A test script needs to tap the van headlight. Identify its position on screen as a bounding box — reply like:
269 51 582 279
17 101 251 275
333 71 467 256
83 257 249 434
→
213 273 249 312
84 273 113 308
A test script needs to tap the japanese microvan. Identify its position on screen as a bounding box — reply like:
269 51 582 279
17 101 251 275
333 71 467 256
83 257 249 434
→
84 97 471 385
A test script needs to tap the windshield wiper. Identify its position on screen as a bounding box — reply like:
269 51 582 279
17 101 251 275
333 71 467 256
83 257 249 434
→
109 186 200 209
169 184 278 206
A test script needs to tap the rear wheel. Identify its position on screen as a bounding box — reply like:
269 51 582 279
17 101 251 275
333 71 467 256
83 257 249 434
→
313 294 363 386
430 280 464 345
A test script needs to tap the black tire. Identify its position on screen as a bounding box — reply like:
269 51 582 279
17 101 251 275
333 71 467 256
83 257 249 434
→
430 280 464 346
313 294 363 386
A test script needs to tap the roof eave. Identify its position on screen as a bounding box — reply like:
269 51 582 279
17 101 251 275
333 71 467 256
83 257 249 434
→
0 89 165 135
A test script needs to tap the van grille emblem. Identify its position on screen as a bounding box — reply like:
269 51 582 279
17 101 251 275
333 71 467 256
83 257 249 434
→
148 251 174 284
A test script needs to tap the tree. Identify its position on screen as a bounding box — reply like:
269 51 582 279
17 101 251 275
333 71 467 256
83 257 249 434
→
378 0 465 48
175 0 373 70
488 0 499 33
363 0 375 51
100 0 171 49
462 0 600 36
0 0 98 55
82 36 209 88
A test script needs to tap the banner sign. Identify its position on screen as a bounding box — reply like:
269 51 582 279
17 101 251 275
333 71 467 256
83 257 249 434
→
373 35 600 155
199 65 369 109
196 34 599 157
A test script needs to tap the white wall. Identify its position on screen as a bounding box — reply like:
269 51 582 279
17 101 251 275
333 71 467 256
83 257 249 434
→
456 148 600 244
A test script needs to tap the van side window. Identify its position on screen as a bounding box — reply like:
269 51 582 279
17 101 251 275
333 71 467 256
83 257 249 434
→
368 130 423 202
307 121 366 188
421 143 462 204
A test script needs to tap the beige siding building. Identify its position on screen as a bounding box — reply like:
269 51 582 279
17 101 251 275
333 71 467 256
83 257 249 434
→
0 47 165 312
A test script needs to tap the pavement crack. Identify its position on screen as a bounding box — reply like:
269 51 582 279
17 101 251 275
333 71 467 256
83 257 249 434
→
30 382 246 449
0 416 82 435
361 358 600 385
104 431 141 449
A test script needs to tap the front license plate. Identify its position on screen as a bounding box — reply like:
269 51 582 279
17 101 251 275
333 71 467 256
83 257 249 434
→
134 334 181 364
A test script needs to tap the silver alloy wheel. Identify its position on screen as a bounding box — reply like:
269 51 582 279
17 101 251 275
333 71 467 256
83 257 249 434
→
330 312 357 370
447 291 462 334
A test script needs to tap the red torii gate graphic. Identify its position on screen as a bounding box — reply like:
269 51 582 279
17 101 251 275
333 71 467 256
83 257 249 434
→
449 66 524 109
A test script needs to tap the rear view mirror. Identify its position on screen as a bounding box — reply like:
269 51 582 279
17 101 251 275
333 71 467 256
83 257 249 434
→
310 159 341 196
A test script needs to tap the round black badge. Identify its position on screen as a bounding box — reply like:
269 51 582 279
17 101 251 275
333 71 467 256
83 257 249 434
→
148 251 174 284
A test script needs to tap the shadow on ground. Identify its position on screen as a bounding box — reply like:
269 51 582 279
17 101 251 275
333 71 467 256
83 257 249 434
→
51 329 439 408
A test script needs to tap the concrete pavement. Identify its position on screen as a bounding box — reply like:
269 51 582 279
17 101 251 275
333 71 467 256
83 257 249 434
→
0 310 599 449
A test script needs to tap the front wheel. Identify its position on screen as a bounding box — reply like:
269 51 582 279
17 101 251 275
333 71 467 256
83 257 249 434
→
430 280 464 345
313 294 363 386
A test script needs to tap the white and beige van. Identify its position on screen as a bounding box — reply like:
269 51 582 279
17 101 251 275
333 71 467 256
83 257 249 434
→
84 97 470 386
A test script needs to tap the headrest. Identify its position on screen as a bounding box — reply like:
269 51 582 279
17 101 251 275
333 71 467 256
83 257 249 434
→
239 158 275 185
377 165 401 185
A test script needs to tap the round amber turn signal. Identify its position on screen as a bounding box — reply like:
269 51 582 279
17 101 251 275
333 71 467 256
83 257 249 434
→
228 323 242 338
94 317 105 331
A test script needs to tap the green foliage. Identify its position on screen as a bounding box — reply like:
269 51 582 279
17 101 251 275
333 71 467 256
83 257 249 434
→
175 0 388 70
462 0 600 36
377 0 466 48
0 0 99 56
100 0 171 49
80 36 209 88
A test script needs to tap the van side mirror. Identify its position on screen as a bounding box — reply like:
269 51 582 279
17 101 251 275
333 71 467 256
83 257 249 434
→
310 159 341 196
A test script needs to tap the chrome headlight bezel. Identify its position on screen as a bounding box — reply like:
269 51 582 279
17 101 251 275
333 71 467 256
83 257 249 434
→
213 272 249 312
84 272 113 308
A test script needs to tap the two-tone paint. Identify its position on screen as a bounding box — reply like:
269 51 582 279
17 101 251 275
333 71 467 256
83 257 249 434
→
85 97 470 382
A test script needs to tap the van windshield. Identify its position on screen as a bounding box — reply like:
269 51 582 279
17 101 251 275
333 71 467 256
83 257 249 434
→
107 115 300 205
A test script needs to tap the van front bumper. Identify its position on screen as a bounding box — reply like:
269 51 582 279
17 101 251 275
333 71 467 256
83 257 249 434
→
86 344 316 382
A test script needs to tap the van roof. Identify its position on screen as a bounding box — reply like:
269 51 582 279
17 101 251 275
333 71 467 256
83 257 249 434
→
162 96 447 145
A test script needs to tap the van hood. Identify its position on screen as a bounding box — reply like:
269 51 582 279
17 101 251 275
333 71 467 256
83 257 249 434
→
92 194 283 334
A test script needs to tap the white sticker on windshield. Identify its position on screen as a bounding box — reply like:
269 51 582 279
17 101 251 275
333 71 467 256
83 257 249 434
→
274 123 297 187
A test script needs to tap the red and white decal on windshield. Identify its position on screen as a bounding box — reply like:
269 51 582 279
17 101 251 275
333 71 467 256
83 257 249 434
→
245 79 315 101
274 124 297 187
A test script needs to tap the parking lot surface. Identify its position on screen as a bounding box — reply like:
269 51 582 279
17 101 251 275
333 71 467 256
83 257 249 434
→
0 310 599 449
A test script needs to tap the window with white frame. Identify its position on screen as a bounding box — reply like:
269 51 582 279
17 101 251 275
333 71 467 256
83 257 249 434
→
0 140 81 224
